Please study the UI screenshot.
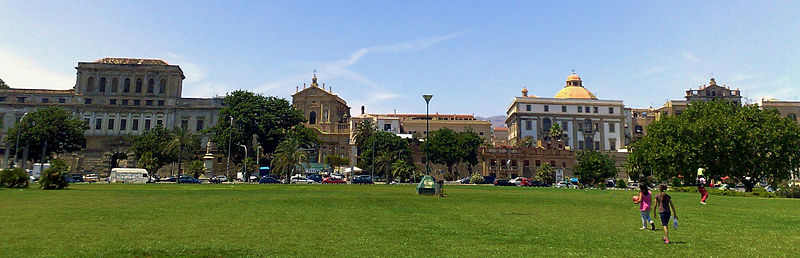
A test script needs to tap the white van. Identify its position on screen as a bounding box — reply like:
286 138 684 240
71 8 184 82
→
109 168 150 183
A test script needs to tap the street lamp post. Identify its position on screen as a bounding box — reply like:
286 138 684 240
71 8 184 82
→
239 144 248 182
422 94 433 175
13 112 28 168
225 116 233 181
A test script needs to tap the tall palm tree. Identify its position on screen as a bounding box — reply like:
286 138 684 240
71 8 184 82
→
163 128 199 178
549 123 564 141
353 119 376 150
272 138 308 184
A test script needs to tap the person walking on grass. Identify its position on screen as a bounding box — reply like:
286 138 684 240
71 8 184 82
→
634 183 655 230
698 175 709 204
653 184 678 244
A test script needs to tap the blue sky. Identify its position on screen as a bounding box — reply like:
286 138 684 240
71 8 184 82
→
2 1 799 117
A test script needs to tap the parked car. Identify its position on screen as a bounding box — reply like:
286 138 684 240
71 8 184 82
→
291 176 314 184
352 175 374 184
555 181 570 188
83 173 99 183
177 175 200 184
331 173 345 180
161 176 177 182
323 177 346 184
509 177 528 186
209 175 228 184
459 177 471 184
494 179 517 186
605 179 616 188
68 174 84 183
258 176 281 184
307 174 323 183
480 176 496 184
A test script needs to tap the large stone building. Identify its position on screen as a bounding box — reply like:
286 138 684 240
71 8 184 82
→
506 72 626 151
657 78 742 118
291 75 352 164
761 99 800 123
479 146 576 180
0 58 223 174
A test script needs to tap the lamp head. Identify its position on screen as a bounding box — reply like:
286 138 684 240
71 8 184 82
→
422 94 433 103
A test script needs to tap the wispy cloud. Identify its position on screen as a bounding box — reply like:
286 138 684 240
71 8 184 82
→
0 47 74 89
167 52 231 98
257 29 474 112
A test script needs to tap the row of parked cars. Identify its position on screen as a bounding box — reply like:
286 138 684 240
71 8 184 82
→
206 173 377 185
459 176 576 188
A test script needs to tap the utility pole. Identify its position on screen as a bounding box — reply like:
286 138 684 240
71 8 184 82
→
225 116 233 181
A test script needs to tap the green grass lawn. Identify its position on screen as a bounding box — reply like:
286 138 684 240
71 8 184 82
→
1 184 798 257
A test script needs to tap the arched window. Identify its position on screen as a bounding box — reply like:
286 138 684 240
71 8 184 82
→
147 79 154 93
159 79 166 94
583 118 593 133
309 111 317 125
135 79 142 93
124 78 131 93
542 118 552 132
111 78 119 92
86 77 95 92
99 77 106 92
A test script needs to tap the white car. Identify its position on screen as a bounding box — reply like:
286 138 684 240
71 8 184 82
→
509 177 528 186
291 176 314 184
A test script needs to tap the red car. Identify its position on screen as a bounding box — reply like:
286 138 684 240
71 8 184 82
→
519 178 532 187
322 177 346 184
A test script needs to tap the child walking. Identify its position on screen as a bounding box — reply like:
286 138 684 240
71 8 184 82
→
698 175 709 204
634 184 654 230
653 184 678 244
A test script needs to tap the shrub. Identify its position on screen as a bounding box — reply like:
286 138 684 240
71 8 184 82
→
469 173 484 184
39 159 70 190
0 168 30 188
751 188 776 198
443 173 454 181
777 185 800 198
670 177 683 187
616 179 627 189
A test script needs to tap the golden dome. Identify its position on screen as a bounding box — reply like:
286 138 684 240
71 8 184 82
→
554 87 597 99
567 73 581 81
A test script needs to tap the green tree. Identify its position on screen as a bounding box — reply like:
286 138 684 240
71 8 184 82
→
272 138 308 184
537 163 555 184
129 125 174 176
549 123 564 141
5 106 87 163
0 168 29 188
628 100 800 191
425 128 460 179
390 159 414 182
39 159 69 190
185 160 205 179
353 119 377 152
163 128 200 177
519 136 535 148
457 129 484 176
324 155 349 173
358 131 410 183
208 91 305 166
0 78 9 89
574 151 618 186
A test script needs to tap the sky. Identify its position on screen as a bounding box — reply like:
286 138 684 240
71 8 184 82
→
1 1 799 117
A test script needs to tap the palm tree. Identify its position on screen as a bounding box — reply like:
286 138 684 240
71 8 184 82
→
353 119 376 150
272 138 308 184
163 128 199 178
519 136 535 148
549 123 564 141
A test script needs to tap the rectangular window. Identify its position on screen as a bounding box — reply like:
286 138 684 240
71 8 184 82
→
108 119 114 130
578 122 583 131
593 107 598 113
17 97 26 103
585 106 590 113
41 98 49 103
594 123 599 131
181 119 188 130
525 120 532 130
383 124 391 131
0 96 6 102
132 119 139 131
120 119 127 130
84 118 90 126
109 99 117 105
156 120 163 126
85 98 92 104
609 107 614 114
95 118 102 130
535 160 541 166
577 106 582 113
524 160 529 167
157 100 165 106
562 105 567 112
196 119 204 131
59 98 67 103
544 105 549 112
595 141 600 150
144 120 151 131
609 139 616 150
146 100 153 106
526 105 531 111
579 141 584 150
133 100 141 106
609 122 615 132
122 100 129 106
562 121 568 131
550 161 556 167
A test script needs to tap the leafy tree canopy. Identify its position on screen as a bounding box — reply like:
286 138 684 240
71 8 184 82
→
5 106 87 162
358 131 411 180
574 151 618 186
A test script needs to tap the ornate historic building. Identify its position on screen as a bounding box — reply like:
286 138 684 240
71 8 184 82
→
0 58 223 174
657 78 742 118
291 75 352 164
506 72 626 151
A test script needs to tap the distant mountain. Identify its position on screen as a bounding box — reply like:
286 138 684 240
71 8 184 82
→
476 115 506 128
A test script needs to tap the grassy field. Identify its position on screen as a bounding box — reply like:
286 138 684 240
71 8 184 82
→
1 184 798 257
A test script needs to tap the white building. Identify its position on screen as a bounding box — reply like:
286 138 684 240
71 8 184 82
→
505 72 625 151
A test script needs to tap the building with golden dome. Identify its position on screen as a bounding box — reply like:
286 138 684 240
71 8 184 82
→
505 72 626 151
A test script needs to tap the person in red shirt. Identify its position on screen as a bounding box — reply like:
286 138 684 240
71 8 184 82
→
698 175 708 204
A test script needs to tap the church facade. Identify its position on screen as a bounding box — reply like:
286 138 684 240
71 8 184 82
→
290 75 352 165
